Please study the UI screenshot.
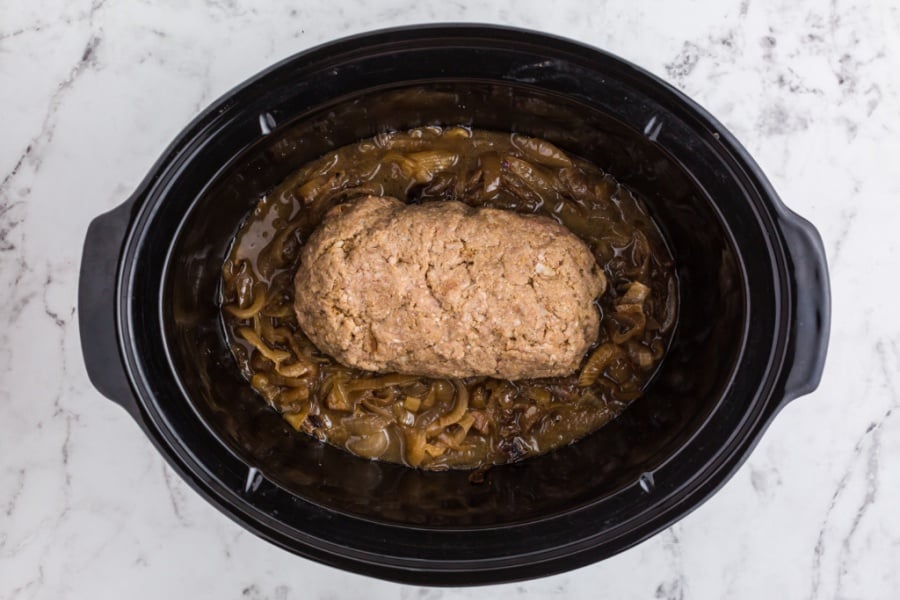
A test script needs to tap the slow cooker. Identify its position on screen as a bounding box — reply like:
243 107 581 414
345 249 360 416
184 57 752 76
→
78 25 830 585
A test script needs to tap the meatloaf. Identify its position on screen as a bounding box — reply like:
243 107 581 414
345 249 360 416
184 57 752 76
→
293 196 606 379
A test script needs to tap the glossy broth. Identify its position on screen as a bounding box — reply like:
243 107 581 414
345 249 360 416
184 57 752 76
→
221 126 677 471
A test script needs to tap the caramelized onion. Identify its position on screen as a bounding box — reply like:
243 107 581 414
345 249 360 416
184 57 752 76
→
221 126 676 471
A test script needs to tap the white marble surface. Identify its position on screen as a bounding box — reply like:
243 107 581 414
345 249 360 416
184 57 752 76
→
1 0 899 597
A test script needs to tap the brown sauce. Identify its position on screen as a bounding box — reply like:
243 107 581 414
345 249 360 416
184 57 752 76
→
221 126 677 471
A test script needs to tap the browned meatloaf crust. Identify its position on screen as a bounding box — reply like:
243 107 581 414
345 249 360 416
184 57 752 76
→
293 196 606 379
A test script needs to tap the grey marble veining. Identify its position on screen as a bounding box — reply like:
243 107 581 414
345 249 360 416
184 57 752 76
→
1 0 899 598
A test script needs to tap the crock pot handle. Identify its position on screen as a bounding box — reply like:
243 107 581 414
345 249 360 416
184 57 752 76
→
778 207 831 402
79 197 141 419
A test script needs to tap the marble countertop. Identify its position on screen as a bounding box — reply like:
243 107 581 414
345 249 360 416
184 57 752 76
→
2 0 899 597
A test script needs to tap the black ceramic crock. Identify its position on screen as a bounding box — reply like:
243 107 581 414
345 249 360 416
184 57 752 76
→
78 25 830 585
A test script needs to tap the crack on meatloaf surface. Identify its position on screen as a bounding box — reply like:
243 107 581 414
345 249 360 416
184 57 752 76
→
293 196 606 379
